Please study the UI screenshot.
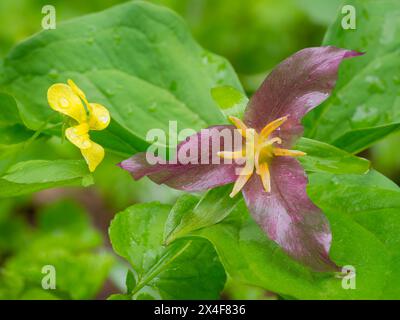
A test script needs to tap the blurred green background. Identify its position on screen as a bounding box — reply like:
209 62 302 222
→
1 0 399 299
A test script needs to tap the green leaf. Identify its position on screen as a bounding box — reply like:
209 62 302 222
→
125 270 136 294
164 185 242 245
109 202 226 300
308 171 400 299
304 0 400 152
0 1 243 154
0 92 22 126
0 92 33 148
295 137 370 174
211 85 248 118
0 160 93 198
169 170 395 299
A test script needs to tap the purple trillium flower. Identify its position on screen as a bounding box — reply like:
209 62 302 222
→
120 46 361 272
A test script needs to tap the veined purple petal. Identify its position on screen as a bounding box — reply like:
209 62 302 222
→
119 126 241 192
242 157 337 272
244 46 362 146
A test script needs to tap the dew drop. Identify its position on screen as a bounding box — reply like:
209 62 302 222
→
106 89 115 97
82 140 91 148
60 98 69 108
148 103 157 113
48 69 59 79
365 75 386 94
100 115 109 124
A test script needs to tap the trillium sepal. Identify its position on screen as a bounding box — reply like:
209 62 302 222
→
47 79 111 172
120 46 361 272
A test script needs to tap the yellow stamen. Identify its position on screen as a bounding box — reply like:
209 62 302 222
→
226 114 305 197
229 116 251 138
258 163 271 193
230 167 253 197
273 148 306 157
260 115 288 138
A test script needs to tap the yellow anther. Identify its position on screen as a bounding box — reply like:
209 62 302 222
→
260 115 288 138
273 148 306 157
229 167 253 198
229 116 252 138
226 114 305 196
258 162 271 193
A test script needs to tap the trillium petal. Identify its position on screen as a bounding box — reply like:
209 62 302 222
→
242 156 337 272
119 126 242 192
47 83 87 123
244 46 361 145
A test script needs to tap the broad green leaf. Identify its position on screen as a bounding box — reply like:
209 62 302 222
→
164 185 241 244
295 137 370 174
304 0 400 153
211 85 248 118
166 169 400 299
125 270 136 294
109 202 226 300
308 171 400 299
0 125 32 146
295 0 342 25
0 1 243 155
0 160 93 198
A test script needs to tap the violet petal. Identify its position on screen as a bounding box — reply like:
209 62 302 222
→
242 156 338 272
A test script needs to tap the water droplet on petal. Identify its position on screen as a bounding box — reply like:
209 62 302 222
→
60 98 69 108
82 140 91 148
100 115 109 124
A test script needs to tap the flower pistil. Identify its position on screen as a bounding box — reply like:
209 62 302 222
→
218 116 305 197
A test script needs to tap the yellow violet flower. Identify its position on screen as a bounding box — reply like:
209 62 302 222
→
47 79 110 172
